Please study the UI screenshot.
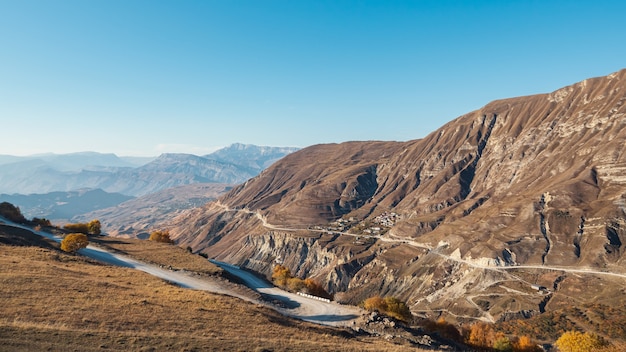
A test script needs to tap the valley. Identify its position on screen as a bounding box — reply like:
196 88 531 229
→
201 201 626 325
165 69 626 347
6 1 626 350
0 220 453 351
4 70 626 350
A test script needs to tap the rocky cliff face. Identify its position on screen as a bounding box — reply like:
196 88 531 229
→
169 69 626 323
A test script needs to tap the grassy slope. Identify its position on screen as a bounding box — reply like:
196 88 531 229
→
0 225 423 352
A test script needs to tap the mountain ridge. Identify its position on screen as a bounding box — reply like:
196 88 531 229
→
0 144 299 196
167 69 626 324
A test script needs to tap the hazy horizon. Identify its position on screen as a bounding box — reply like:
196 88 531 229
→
0 142 304 158
2 1 626 156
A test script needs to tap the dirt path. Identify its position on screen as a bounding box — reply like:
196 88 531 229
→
215 202 626 280
211 260 362 326
3 220 363 327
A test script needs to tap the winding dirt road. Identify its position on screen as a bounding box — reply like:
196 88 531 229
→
210 260 361 325
215 202 626 280
2 220 362 327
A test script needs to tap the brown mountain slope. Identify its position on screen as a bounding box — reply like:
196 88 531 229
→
168 69 626 327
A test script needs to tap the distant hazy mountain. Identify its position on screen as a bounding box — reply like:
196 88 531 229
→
0 189 133 221
204 143 300 170
73 183 232 238
0 145 298 196
0 152 152 171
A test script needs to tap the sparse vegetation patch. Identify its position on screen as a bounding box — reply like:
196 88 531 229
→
148 230 174 244
272 264 332 299
362 295 413 323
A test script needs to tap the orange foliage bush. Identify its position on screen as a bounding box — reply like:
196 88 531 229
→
148 230 174 244
272 265 291 287
304 278 332 299
87 219 101 235
64 220 101 235
362 295 412 323
363 295 386 311
64 223 89 234
271 265 332 299
513 335 542 352
466 321 497 349
465 322 542 352
287 277 305 291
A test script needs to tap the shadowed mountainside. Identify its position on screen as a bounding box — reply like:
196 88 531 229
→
74 183 233 238
0 189 133 221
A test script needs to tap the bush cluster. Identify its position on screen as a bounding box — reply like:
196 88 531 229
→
60 233 89 253
272 265 332 299
63 219 101 235
362 295 413 323
554 330 606 352
148 230 174 244
462 321 542 352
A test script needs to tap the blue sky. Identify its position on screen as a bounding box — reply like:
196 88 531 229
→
1 0 625 156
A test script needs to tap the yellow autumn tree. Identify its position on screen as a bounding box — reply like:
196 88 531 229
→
362 295 412 322
61 233 89 253
148 230 174 244
514 335 541 352
466 321 497 350
63 219 101 235
87 219 101 235
272 265 290 287
271 265 332 299
287 277 305 291
303 278 331 299
63 222 89 234
363 295 386 311
554 330 605 352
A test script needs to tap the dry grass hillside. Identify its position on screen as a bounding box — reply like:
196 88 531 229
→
0 224 438 352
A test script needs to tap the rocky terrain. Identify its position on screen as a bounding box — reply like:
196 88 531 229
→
168 69 626 326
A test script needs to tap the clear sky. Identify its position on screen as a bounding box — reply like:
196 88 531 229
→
1 0 625 156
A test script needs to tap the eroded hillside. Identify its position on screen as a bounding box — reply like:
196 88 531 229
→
168 69 626 326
